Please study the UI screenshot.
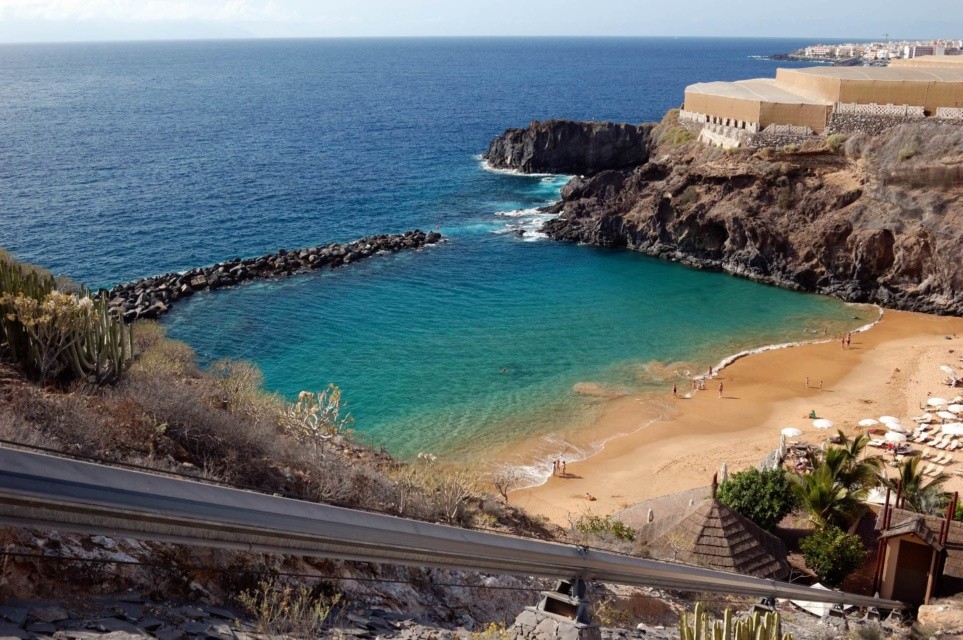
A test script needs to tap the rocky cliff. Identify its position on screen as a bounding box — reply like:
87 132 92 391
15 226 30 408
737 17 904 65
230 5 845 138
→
482 120 653 175
491 115 963 316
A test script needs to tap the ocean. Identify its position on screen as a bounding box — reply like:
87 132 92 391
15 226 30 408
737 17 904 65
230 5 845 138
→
0 37 866 472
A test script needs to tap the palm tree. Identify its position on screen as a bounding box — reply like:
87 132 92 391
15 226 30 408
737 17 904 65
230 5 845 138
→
790 464 865 528
879 456 950 515
793 432 881 528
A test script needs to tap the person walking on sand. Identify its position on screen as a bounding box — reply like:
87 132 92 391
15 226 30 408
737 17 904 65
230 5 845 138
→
672 383 677 397
846 332 852 347
561 460 567 476
718 382 724 398
805 376 810 388
819 380 823 391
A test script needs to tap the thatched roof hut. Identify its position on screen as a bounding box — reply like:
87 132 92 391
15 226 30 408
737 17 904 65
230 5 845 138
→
637 499 789 579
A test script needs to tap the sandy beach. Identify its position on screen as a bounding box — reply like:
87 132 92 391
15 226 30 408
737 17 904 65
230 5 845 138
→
512 309 963 524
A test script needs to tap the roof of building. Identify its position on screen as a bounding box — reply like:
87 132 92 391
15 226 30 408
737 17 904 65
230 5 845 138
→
637 499 789 579
879 516 944 551
779 66 963 83
892 55 963 69
876 507 963 578
685 78 832 105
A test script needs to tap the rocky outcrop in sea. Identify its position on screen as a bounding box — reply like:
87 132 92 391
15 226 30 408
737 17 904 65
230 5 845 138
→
482 120 653 175
105 230 443 322
486 117 963 316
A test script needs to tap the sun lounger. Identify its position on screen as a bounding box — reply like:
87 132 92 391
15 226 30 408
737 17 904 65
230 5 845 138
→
929 465 946 477
922 463 935 475
921 447 933 459
950 440 961 451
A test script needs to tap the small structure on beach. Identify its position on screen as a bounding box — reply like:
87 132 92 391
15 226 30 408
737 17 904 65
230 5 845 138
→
637 496 789 580
873 495 963 605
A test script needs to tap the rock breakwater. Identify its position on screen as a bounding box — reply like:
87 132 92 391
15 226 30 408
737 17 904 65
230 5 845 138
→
483 120 653 175
105 230 442 322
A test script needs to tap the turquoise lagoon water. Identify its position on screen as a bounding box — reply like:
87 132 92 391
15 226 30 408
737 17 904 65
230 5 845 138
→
0 38 869 467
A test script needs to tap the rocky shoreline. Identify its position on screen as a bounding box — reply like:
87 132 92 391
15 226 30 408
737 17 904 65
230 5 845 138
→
486 118 963 317
104 230 442 322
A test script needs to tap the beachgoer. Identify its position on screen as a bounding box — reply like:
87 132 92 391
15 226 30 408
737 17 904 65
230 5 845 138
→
846 332 852 347
585 493 597 502
841 337 846 349
819 380 823 391
672 383 677 397
552 460 558 476
718 382 724 398
562 460 567 476
805 376 809 388
708 366 713 377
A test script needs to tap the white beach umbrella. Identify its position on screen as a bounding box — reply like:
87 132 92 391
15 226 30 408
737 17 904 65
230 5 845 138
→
941 423 963 436
885 431 908 443
927 397 949 408
812 419 834 430
938 411 957 421
940 365 958 380
886 423 908 433
948 404 963 414
781 427 803 437
859 418 880 427
879 415 901 424
916 412 934 423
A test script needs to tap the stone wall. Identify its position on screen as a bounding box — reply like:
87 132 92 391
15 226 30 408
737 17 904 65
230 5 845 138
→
678 109 707 124
759 123 814 136
936 106 963 120
834 102 926 118
698 123 752 150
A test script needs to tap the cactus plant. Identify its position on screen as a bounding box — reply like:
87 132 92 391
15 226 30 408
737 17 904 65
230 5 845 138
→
679 606 791 640
0 254 131 386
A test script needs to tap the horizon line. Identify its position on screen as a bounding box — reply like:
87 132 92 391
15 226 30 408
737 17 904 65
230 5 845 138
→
0 34 920 47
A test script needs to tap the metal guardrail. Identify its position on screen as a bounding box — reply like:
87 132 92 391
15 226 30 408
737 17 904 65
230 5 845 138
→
0 447 905 610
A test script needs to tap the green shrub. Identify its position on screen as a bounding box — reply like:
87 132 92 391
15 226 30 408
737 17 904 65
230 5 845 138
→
780 143 799 154
799 525 865 587
717 468 795 531
662 127 694 146
897 147 917 161
573 514 636 541
825 133 848 153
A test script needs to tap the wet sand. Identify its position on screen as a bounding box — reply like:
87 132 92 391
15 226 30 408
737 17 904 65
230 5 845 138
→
512 310 963 524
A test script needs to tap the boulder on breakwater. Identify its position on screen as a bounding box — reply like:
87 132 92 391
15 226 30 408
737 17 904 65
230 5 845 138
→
105 230 443 322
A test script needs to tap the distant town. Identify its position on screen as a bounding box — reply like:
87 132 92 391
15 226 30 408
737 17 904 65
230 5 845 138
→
773 38 963 65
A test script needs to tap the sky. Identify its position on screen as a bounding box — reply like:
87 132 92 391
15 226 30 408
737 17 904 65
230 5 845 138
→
0 0 960 43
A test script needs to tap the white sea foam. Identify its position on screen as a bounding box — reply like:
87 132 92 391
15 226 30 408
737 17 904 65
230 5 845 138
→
478 157 573 180
491 207 558 242
702 304 883 380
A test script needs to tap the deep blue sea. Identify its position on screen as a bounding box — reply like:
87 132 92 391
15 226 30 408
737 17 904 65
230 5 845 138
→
0 38 867 472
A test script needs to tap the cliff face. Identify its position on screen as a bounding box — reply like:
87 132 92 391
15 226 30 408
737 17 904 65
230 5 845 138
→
517 118 962 316
483 119 653 175
546 118 963 315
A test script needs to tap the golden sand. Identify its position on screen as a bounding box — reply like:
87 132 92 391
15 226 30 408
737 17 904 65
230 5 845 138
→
511 310 963 524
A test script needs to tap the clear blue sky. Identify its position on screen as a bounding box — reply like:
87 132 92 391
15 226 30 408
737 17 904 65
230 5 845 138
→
0 0 959 44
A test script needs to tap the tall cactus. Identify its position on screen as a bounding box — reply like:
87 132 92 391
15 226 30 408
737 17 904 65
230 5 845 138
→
67 291 133 385
679 606 792 640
